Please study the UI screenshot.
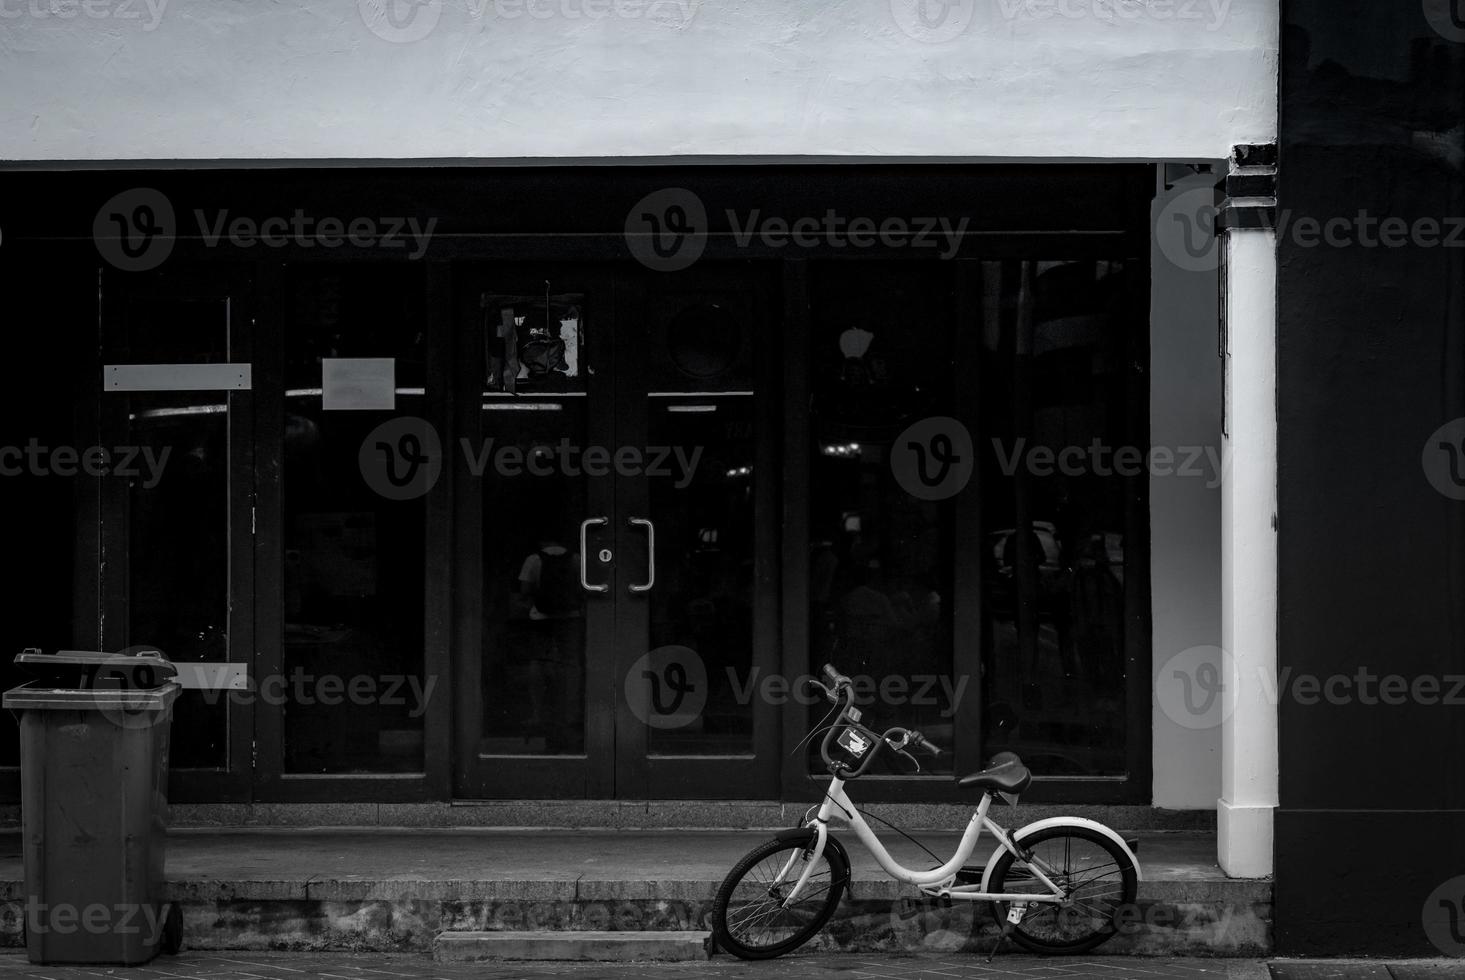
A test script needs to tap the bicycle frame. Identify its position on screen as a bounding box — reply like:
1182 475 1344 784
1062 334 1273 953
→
783 776 1068 906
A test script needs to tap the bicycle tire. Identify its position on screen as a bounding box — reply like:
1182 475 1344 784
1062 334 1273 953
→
987 823 1138 955
711 834 846 960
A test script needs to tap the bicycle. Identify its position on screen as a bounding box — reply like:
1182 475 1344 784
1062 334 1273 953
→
708 664 1142 960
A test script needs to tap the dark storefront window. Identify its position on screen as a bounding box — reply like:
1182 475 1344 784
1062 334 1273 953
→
978 260 1138 777
123 293 233 769
808 259 1142 781
808 263 959 776
281 266 428 773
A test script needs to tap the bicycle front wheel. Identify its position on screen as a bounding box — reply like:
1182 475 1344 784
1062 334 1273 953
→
711 835 846 960
987 824 1138 954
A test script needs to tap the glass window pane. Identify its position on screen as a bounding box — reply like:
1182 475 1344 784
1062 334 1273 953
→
807 263 958 777
127 392 231 769
479 290 590 757
282 266 428 774
979 259 1135 777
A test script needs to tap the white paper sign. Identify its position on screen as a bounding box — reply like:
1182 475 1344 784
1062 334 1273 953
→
323 358 395 411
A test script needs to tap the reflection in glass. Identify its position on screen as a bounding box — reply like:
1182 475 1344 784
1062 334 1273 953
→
282 267 428 773
807 264 957 776
647 396 756 756
121 291 233 770
478 289 591 756
128 393 230 769
979 260 1133 777
479 402 589 756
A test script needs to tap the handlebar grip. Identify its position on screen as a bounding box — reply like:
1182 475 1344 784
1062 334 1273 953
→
909 732 942 756
823 664 852 688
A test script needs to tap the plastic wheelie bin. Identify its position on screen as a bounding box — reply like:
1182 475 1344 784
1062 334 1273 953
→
4 648 183 964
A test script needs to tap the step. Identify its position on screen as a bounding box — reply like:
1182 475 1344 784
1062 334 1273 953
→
0 828 1269 956
151 801 1216 831
435 930 707 962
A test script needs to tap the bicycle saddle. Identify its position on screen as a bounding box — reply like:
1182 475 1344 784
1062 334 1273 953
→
956 759 1032 795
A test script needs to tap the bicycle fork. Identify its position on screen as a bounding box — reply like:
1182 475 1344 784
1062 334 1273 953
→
779 820 830 907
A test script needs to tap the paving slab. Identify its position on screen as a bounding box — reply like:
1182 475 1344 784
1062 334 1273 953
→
1268 964 1396 980
435 930 707 962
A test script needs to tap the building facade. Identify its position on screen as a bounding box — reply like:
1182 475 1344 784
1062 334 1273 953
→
2 0 1461 957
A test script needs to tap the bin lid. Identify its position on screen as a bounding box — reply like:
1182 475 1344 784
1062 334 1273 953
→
13 648 177 690
3 680 180 712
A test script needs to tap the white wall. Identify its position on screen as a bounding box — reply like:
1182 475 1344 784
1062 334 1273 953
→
0 0 1276 162
1149 169 1225 809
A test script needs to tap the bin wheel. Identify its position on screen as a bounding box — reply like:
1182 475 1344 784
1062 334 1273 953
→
161 904 182 956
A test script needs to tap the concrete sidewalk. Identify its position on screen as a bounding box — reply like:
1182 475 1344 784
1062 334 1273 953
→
0 829 1269 956
0 952 1285 980
0 827 1244 901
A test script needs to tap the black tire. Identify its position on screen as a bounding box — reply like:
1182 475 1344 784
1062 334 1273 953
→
711 835 846 960
987 824 1138 955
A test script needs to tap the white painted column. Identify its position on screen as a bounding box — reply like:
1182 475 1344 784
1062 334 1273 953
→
1217 156 1279 879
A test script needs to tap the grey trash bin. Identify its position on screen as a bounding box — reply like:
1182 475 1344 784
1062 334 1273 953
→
4 648 183 964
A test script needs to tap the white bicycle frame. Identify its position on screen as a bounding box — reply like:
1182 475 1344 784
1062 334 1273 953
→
783 776 1068 906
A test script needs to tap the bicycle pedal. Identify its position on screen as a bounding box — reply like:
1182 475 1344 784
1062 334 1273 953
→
1124 837 1139 853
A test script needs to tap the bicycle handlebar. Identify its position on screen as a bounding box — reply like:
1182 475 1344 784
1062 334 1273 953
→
822 663 852 689
816 664 944 776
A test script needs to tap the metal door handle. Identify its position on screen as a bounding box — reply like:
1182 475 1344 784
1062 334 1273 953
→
580 517 609 593
629 517 655 593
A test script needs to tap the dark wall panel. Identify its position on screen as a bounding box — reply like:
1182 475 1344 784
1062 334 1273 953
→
1279 0 1465 956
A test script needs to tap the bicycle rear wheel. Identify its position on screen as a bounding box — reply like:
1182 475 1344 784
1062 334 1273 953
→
711 835 846 960
987 824 1137 954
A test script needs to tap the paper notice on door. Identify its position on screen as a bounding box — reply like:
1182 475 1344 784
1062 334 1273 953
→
323 357 395 410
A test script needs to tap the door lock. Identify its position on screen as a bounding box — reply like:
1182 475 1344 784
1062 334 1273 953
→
598 548 613 563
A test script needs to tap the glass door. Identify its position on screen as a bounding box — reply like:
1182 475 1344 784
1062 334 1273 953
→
455 262 782 799
613 265 782 799
455 264 619 798
98 265 255 802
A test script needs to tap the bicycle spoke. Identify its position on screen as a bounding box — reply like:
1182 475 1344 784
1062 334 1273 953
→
998 830 1135 950
721 844 837 951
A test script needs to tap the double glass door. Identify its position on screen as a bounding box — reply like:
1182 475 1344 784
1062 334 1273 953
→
454 263 782 799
